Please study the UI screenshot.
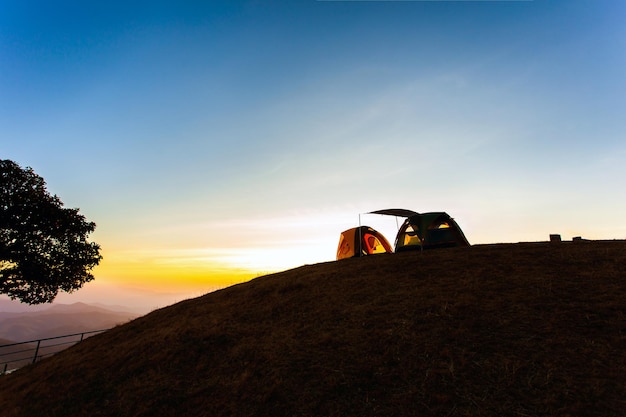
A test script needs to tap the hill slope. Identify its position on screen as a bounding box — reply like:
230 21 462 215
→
1 241 625 417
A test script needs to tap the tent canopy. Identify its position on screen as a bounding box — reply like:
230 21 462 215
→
367 208 418 218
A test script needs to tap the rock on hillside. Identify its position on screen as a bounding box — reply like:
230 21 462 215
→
0 241 625 417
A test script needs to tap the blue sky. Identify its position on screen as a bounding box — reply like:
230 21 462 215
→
1 0 625 310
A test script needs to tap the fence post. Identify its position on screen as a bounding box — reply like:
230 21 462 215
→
32 340 41 364
1 329 109 373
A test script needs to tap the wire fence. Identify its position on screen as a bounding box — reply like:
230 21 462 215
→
0 329 109 375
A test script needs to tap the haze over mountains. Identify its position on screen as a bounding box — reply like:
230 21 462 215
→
0 302 139 344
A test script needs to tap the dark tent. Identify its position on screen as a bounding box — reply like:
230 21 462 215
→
394 212 470 251
366 209 470 252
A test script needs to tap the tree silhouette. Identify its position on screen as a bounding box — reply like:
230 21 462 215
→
0 160 101 304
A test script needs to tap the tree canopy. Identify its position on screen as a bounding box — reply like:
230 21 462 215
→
0 160 102 304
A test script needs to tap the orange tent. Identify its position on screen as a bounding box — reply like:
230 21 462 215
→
336 226 393 260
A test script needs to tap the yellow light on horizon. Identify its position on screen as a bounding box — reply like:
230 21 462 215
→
93 249 257 292
91 237 338 293
88 209 357 293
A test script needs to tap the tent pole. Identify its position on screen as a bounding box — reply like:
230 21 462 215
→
358 213 362 257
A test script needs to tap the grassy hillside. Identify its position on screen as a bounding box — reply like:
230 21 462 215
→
0 241 625 417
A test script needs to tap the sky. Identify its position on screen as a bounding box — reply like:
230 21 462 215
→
1 0 625 312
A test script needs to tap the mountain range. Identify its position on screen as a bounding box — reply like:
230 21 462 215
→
0 302 139 344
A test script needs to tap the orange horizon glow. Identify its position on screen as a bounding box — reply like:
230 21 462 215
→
93 252 259 292
88 213 349 294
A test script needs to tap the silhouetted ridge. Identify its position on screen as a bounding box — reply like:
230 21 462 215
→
1 241 625 417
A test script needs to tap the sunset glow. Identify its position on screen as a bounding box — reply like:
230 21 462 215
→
2 1 625 311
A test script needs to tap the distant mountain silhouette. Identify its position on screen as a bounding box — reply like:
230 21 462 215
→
0 302 139 343
0 299 49 314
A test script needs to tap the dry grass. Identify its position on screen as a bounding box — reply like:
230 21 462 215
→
1 241 625 417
